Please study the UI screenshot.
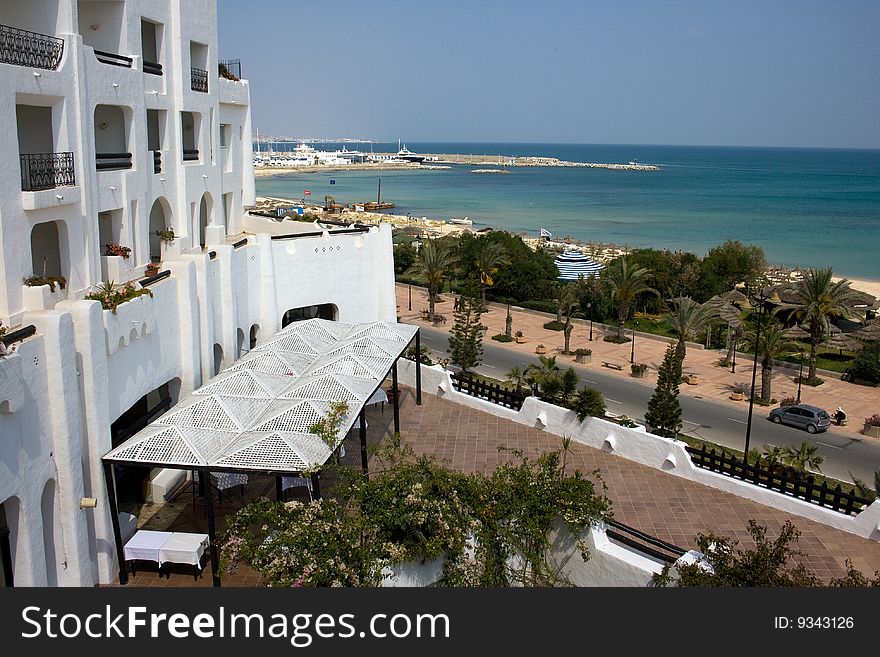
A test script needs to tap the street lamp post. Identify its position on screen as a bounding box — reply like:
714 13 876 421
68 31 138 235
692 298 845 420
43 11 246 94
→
630 326 636 364
588 302 593 341
743 292 767 460
408 282 412 311
731 335 737 374
796 352 804 403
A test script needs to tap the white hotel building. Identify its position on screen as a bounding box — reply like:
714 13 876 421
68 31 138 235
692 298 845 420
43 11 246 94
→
0 0 396 586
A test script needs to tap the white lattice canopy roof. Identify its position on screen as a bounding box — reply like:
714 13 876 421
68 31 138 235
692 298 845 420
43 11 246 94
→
104 319 418 472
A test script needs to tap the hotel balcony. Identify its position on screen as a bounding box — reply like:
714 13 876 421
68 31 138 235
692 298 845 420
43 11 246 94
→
191 67 208 93
19 152 76 191
0 23 64 71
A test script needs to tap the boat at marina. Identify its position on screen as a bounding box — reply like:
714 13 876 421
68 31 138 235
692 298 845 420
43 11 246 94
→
449 217 473 225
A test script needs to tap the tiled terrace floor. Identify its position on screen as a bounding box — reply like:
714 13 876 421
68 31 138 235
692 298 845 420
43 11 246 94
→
115 385 880 586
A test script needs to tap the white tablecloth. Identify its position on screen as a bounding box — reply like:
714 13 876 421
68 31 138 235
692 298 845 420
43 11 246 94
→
366 388 388 406
212 472 248 490
124 530 172 563
282 476 313 498
159 533 209 567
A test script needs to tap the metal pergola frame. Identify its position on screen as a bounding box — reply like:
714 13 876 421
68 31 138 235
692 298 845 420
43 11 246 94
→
102 319 422 586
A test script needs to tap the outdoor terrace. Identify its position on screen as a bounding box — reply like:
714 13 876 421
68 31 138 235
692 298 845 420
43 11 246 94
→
114 385 880 587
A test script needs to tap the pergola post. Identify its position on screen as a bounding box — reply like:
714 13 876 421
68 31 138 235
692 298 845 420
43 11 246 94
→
392 360 400 434
275 476 284 501
310 472 321 500
202 468 221 587
415 328 422 405
103 461 128 585
359 407 368 475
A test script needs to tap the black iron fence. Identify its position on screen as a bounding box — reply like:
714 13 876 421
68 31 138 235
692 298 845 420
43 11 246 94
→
191 66 208 93
685 445 872 516
218 58 241 79
152 150 161 174
182 149 199 162
0 23 64 70
451 371 527 411
94 49 132 68
20 152 76 191
95 152 132 171
1 325 37 349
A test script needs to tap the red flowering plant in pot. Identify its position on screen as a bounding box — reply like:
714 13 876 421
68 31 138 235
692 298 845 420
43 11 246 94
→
105 242 132 259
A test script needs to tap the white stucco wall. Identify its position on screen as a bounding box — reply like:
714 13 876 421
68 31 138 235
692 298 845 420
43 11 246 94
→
397 361 880 542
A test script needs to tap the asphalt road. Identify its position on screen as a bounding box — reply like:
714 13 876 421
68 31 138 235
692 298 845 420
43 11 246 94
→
418 326 880 485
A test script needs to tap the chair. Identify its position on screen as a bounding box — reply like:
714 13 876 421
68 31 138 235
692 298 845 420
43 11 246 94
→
282 475 313 501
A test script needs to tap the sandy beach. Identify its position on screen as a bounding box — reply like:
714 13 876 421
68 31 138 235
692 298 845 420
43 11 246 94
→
251 195 880 300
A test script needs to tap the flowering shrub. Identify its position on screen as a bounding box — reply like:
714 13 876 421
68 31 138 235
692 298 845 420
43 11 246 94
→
220 439 611 587
220 499 397 587
145 263 160 277
105 242 132 259
866 414 880 428
84 281 152 314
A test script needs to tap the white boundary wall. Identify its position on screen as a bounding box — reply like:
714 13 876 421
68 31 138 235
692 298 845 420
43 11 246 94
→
397 362 880 542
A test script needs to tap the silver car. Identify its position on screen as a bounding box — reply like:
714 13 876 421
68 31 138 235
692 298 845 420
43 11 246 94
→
768 404 831 433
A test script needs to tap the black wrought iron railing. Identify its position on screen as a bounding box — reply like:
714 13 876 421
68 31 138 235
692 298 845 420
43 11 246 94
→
450 371 527 411
143 59 163 76
95 152 132 171
152 150 161 174
94 49 132 67
191 66 208 92
0 23 64 70
182 149 199 161
20 152 75 191
685 445 873 516
218 58 241 79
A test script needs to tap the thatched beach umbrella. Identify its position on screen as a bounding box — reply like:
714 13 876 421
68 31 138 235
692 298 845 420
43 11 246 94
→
782 325 811 341
853 318 880 342
822 333 861 352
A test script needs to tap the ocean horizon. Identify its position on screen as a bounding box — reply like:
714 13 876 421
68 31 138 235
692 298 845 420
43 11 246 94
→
255 143 880 280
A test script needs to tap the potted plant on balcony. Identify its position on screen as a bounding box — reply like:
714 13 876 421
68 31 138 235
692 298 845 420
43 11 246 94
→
630 362 648 378
535 344 547 355
514 330 526 344
105 242 132 259
145 262 160 277
155 229 176 244
574 347 592 364
863 414 880 438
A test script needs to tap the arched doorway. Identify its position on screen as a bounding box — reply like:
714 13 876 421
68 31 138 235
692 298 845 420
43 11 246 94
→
148 197 172 262
197 192 213 249
109 379 181 509
30 220 67 280
281 303 338 328
213 343 223 376
236 328 246 359
40 480 58 586
1 497 19 587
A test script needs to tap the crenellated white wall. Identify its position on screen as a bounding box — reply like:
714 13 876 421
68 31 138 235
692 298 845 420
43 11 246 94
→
398 362 880 543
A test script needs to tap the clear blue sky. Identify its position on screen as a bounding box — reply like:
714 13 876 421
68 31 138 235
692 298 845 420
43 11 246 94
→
217 0 880 148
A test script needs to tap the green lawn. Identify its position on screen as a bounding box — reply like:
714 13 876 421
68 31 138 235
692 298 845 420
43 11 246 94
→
777 350 855 374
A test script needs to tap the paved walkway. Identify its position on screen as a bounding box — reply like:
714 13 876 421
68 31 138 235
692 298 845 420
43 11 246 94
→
390 387 880 582
396 284 880 442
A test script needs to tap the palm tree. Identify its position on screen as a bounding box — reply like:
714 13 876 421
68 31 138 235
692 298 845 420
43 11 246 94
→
406 239 457 320
524 355 560 396
782 441 824 474
603 256 657 339
472 239 509 306
558 284 579 353
506 365 528 393
666 297 712 365
745 316 795 403
790 268 860 382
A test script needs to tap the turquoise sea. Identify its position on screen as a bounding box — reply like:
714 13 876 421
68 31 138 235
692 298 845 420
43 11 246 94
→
255 143 880 280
